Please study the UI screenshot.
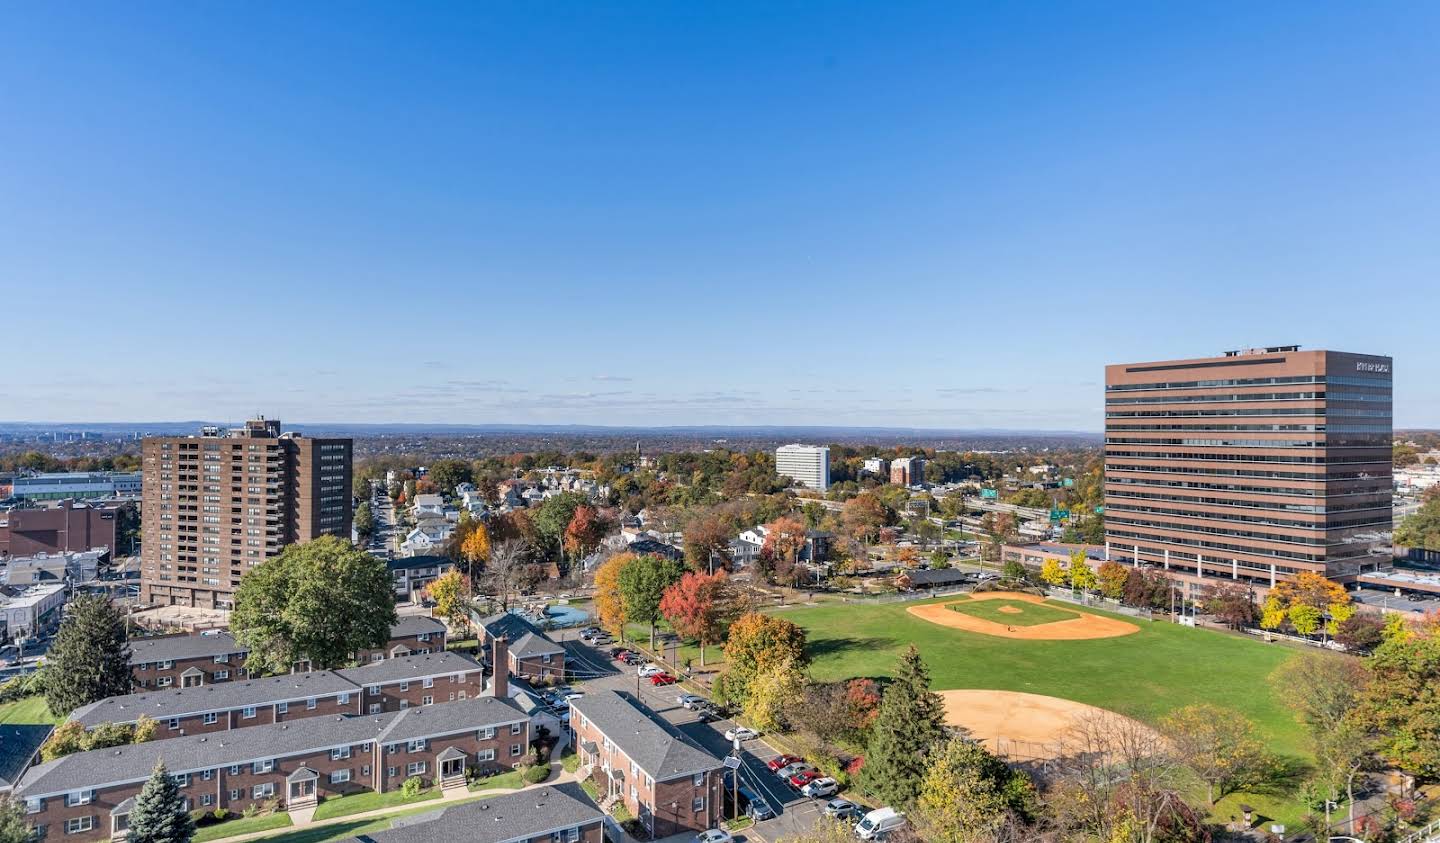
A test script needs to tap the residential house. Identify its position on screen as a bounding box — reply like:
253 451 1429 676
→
399 522 452 557
386 557 457 603
356 615 448 662
571 690 724 839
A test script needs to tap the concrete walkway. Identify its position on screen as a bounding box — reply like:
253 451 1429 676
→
204 762 580 843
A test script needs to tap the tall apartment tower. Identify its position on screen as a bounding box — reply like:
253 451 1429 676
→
775 444 830 492
141 418 353 610
1103 347 1392 593
891 457 925 487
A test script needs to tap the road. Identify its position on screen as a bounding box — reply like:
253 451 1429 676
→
554 629 833 843
369 482 400 557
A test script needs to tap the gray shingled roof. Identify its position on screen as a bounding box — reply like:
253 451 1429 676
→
128 632 245 665
70 670 360 727
388 615 447 637
474 613 564 658
570 690 721 781
337 652 482 686
356 783 601 843
18 696 526 799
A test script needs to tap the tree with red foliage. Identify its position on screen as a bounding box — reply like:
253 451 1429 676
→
659 571 736 666
845 678 882 734
759 516 808 586
562 505 609 561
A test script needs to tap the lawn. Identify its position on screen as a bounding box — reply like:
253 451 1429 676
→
0 695 58 725
194 813 292 842
247 793 499 843
947 598 1080 627
775 594 1315 825
468 768 525 792
311 787 439 820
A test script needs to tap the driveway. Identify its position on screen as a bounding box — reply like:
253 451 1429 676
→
556 630 833 842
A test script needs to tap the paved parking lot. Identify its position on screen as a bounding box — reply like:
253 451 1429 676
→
555 629 836 843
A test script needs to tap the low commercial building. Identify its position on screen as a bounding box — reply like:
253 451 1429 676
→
352 782 603 843
474 613 566 683
0 583 67 639
0 500 126 560
3 550 105 586
16 695 530 841
571 690 724 839
75 653 485 734
10 473 141 502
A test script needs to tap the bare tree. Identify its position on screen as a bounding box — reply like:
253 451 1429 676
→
480 539 536 611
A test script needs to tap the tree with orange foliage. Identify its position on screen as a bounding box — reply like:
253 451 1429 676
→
593 552 634 640
562 505 608 561
759 516 808 585
659 571 737 666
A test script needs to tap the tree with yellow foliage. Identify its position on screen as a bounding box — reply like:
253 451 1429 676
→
1039 558 1067 587
425 570 471 631
1068 551 1097 591
460 523 491 566
593 552 633 640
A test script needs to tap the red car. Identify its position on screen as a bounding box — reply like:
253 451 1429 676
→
788 770 822 789
650 673 678 686
767 755 803 773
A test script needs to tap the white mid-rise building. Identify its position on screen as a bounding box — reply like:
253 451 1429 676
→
776 444 830 491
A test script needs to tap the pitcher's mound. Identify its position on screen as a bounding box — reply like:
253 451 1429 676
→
997 605 1023 614
939 689 1158 760
907 591 1139 640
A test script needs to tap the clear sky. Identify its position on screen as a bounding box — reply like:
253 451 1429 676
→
3 2 1438 430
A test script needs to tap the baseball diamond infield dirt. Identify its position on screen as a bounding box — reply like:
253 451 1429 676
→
938 689 1159 760
905 591 1140 640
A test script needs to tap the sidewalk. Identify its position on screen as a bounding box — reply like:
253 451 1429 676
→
204 762 580 843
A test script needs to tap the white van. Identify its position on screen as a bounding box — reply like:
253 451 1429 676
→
854 807 905 840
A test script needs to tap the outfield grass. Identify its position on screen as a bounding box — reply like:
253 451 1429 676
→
193 813 292 842
311 787 439 820
947 598 1080 627
0 695 58 725
776 596 1308 757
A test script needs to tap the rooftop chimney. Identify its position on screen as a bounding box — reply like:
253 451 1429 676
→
490 636 509 700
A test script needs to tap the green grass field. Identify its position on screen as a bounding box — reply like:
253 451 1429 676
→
311 787 440 820
0 695 58 725
193 813 292 842
776 594 1314 825
947 598 1080 627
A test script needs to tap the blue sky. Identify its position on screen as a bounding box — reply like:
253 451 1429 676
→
2 2 1437 430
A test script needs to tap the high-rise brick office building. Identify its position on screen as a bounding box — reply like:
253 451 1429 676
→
140 418 353 609
1103 347 1392 592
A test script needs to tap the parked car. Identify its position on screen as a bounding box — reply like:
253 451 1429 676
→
766 754 803 773
677 694 706 709
788 770 822 789
696 709 720 724
579 626 602 638
802 777 840 798
775 762 816 780
737 786 775 821
855 807 906 840
638 663 664 677
694 830 733 843
825 799 864 822
650 672 678 686
590 634 613 646
610 647 631 659
724 726 759 742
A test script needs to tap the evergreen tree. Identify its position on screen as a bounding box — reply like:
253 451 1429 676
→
44 594 131 716
126 762 194 843
861 646 945 807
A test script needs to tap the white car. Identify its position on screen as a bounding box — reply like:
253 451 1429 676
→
725 726 759 742
695 831 733 843
677 694 706 709
638 663 664 678
801 777 839 798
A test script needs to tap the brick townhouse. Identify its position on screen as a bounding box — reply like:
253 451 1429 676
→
130 617 450 690
351 782 603 843
354 616 447 663
474 612 566 682
571 690 724 839
16 695 530 841
72 653 485 736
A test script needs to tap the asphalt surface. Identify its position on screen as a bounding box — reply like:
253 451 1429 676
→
554 628 835 843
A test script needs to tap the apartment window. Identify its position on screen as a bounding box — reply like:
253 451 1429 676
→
23 799 40 815
400 700 409 710
230 789 241 801
229 766 240 776
202 769 214 781
337 692 351 706
369 704 382 714
65 791 92 807
361 765 371 777
476 748 495 762
252 759 273 774
157 660 173 670
421 695 433 706
510 723 522 736
66 817 93 835
276 702 288 715
214 670 229 681
692 796 705 812
168 718 181 731
368 686 380 696
511 744 522 757
407 739 426 753
542 654 551 664
566 829 580 843
387 767 397 778
158 677 173 688
479 727 495 740
399 682 409 692
331 747 351 760
422 677 433 689
252 783 274 799
213 654 229 663
330 770 351 784
242 706 257 719
406 761 426 776
693 773 705 787
306 697 317 710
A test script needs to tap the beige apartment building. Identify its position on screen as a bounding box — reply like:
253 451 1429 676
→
1104 347 1392 591
140 418 353 609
